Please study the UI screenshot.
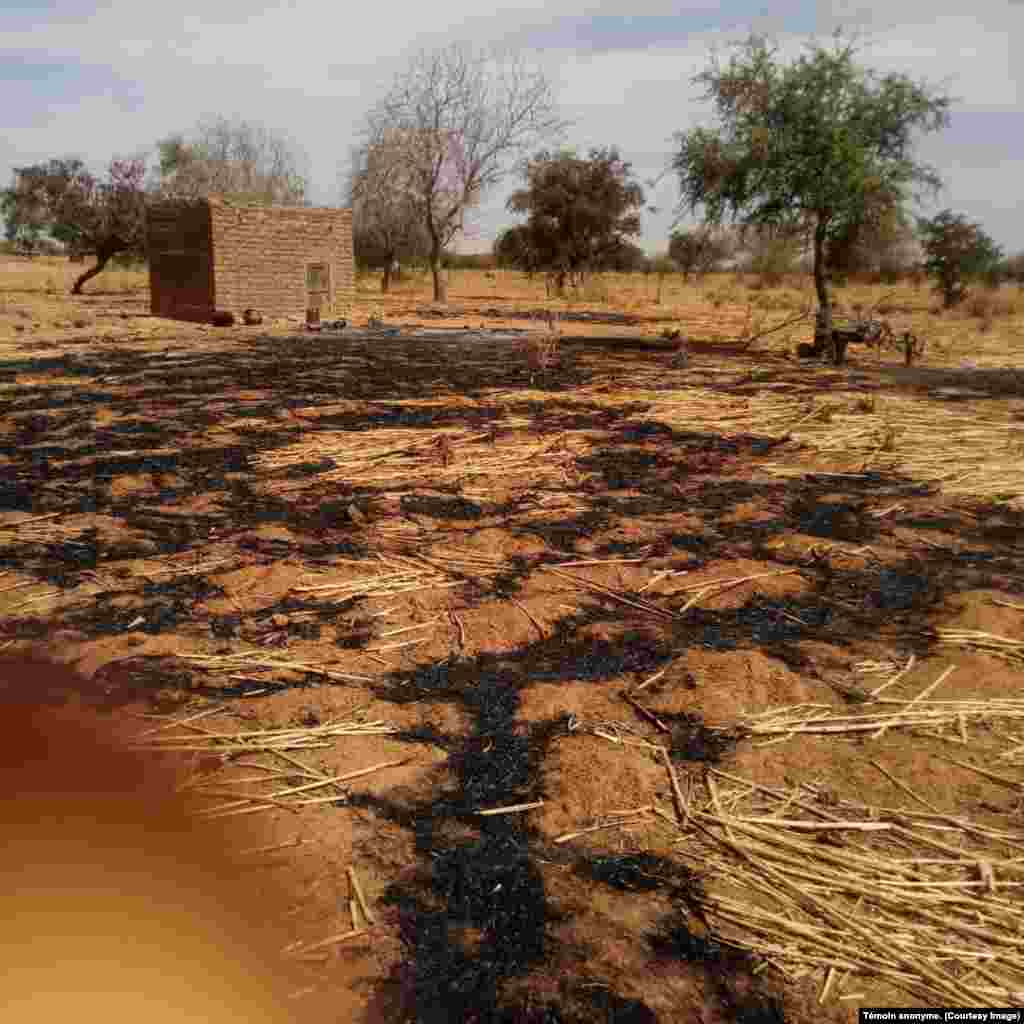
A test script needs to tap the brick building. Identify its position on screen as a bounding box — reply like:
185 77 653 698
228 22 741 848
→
147 196 355 324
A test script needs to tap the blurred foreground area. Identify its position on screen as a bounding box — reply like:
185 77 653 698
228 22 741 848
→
0 655 304 1023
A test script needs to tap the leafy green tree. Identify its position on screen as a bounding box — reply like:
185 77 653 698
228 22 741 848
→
502 147 645 293
671 32 951 362
917 210 1003 306
2 157 148 293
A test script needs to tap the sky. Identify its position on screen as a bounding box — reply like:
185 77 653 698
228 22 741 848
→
2 0 1022 256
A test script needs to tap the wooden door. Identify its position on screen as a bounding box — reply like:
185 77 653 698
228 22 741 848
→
305 262 331 323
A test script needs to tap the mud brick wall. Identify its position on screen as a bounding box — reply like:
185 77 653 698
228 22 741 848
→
147 198 355 323
147 201 215 322
207 199 355 320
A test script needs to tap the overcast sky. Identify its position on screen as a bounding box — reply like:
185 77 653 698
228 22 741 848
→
2 0 1021 255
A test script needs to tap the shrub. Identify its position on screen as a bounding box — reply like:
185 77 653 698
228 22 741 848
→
918 209 1003 309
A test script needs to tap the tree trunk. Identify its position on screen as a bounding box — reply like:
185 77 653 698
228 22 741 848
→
429 259 447 303
428 233 447 303
71 249 115 295
812 218 839 364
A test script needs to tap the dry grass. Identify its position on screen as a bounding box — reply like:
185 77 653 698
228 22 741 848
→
667 762 1024 1006
966 290 1020 325
3 258 1022 371
0 256 146 297
3 257 1024 506
352 265 1024 367
760 393 1024 501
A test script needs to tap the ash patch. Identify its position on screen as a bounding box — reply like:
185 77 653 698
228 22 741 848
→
870 567 932 611
578 854 677 894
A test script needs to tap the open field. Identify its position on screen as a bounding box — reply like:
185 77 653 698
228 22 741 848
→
2 257 1024 1022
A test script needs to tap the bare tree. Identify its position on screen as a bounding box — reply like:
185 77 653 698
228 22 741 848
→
345 134 431 292
361 43 568 303
153 116 309 205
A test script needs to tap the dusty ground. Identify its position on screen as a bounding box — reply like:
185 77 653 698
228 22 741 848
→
2 258 1024 1022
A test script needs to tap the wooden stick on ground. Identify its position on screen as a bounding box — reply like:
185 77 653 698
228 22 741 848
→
869 760 944 815
348 866 376 927
871 654 915 697
553 807 652 844
622 691 671 733
476 800 545 816
510 598 546 639
288 928 369 955
661 747 689 826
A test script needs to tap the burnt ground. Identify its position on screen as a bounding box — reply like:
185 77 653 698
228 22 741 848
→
2 318 1024 1023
